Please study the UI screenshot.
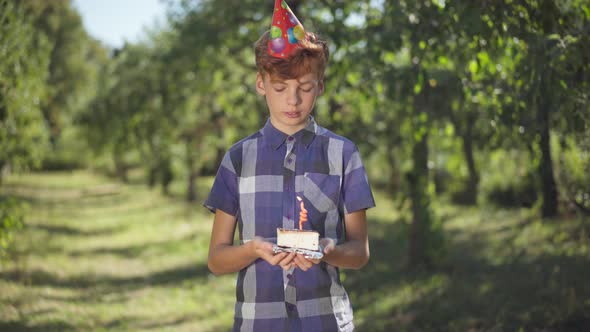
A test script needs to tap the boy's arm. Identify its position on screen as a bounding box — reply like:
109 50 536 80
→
207 209 291 275
294 209 369 270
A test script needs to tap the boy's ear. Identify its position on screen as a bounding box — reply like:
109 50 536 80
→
255 72 266 96
318 80 325 95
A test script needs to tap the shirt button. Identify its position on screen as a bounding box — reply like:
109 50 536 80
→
288 136 294 141
287 158 293 164
287 274 292 279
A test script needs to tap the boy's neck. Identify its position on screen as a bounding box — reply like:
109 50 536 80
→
269 116 310 136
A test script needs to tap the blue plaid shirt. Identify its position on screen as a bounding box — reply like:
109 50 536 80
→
205 117 375 332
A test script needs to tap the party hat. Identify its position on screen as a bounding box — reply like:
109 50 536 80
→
268 0 306 58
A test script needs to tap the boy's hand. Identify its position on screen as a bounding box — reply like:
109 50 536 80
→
319 237 336 257
278 252 297 270
293 238 336 271
249 237 292 268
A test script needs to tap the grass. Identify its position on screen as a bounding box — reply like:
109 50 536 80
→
1 170 589 331
1 171 232 332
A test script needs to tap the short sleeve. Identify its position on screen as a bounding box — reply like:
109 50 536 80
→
203 152 239 216
342 146 376 214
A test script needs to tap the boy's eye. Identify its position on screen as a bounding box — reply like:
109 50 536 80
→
273 86 286 92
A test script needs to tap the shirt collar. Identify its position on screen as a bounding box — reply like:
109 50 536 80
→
261 116 317 150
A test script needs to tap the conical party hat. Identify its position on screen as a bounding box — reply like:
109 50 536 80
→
268 0 306 58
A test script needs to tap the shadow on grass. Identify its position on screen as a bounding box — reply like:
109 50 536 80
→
13 192 132 209
28 223 123 237
67 232 198 259
347 215 590 332
0 320 76 332
101 314 227 332
1 260 210 289
102 314 193 331
1 182 123 199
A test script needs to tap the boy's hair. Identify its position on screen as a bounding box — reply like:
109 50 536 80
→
254 31 329 80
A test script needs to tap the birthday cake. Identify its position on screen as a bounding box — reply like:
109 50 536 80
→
274 196 323 259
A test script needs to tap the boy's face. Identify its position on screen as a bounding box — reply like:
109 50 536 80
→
256 71 324 135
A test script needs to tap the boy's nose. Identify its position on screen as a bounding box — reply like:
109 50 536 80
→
286 89 300 106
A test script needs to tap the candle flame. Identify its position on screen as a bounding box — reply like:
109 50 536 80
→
297 196 307 230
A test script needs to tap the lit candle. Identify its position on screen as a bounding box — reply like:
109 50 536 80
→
297 196 307 230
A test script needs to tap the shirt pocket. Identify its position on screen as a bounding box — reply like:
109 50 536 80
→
303 172 341 213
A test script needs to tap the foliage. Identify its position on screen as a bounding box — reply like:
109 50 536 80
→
0 197 25 261
555 133 590 214
0 0 50 175
480 149 538 208
21 0 106 148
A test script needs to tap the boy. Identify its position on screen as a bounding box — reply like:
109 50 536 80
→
204 1 375 331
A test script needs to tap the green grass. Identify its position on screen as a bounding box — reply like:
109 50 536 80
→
1 170 589 331
0 171 232 331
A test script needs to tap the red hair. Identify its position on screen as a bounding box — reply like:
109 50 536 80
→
254 31 329 80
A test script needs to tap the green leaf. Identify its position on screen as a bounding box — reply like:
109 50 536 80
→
432 0 446 9
414 83 422 95
560 80 567 89
468 60 479 75
477 51 490 67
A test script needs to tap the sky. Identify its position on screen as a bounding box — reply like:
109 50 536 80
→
73 0 167 48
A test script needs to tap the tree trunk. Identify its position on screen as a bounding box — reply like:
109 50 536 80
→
536 0 559 218
148 167 158 188
408 131 430 268
386 149 400 194
160 158 173 195
114 161 128 183
185 141 198 202
461 125 479 205
187 171 198 202
0 160 7 187
538 75 558 217
147 137 158 189
112 150 128 183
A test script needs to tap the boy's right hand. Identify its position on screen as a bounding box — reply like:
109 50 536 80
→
249 237 295 270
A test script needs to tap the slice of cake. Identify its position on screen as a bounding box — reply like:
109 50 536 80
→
276 196 320 252
276 228 319 251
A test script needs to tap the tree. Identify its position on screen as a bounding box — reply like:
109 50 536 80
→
18 0 102 150
0 0 50 179
483 0 590 217
0 0 51 259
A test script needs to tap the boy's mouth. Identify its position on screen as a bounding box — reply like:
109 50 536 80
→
285 111 301 118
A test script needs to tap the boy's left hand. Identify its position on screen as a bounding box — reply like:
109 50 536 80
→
292 238 335 271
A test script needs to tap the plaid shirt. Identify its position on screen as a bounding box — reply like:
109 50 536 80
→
205 117 375 332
